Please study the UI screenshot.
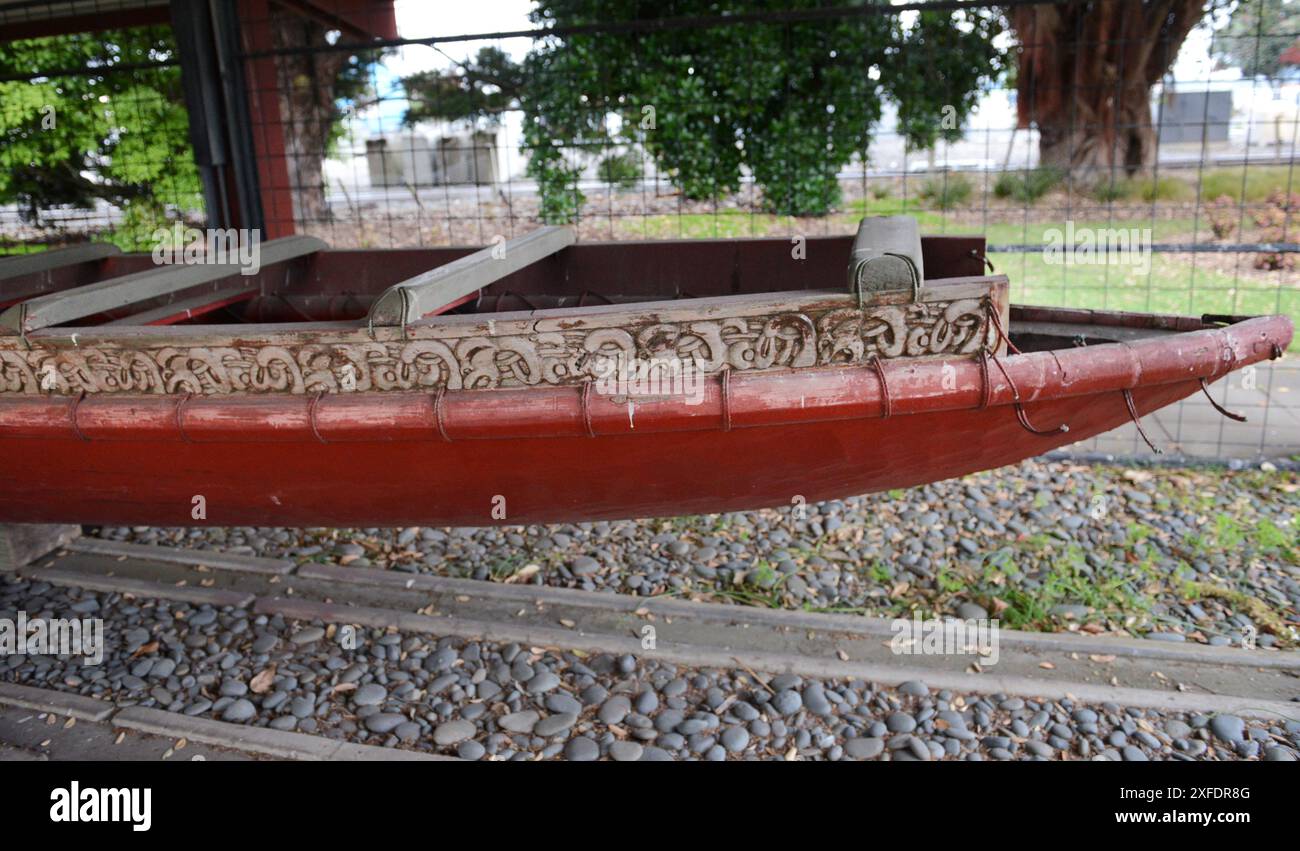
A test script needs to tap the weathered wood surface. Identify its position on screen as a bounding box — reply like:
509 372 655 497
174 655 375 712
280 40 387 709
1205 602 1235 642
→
0 312 1289 527
0 235 325 334
368 226 575 326
0 524 79 570
104 284 259 326
0 278 1009 395
0 244 119 282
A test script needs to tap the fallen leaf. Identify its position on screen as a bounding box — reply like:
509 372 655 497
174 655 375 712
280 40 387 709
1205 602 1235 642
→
130 641 159 659
1089 654 1116 663
249 666 276 695
504 564 541 584
1039 661 1056 669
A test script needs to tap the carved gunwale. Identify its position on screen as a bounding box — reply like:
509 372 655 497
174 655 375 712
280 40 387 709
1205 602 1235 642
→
0 277 1008 396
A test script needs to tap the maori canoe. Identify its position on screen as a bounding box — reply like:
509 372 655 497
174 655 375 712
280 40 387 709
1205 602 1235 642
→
0 226 1291 527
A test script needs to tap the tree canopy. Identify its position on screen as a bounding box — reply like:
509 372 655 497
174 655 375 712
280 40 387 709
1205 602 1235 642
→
402 1 1005 221
1211 0 1300 80
0 28 202 248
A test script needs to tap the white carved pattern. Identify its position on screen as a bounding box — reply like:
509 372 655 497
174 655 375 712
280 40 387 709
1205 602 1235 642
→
0 299 988 395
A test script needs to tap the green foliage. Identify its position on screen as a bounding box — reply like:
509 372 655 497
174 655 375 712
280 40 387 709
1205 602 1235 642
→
993 167 1064 203
919 172 973 210
1090 175 1193 203
597 150 641 189
403 1 1005 221
401 46 524 127
0 28 203 249
1211 0 1300 79
1199 165 1298 203
1 27 384 248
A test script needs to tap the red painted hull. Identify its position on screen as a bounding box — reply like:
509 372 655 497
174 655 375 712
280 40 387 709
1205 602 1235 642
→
0 312 1291 527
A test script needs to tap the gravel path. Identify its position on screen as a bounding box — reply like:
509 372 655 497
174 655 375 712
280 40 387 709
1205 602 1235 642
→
91 460 1299 648
3 576 1296 761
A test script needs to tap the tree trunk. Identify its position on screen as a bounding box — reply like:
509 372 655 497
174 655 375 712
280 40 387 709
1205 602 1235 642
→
1013 1 1203 180
272 16 351 226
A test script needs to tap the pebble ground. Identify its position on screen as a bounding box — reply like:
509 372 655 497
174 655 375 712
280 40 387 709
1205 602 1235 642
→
92 460 1299 648
2 576 1297 761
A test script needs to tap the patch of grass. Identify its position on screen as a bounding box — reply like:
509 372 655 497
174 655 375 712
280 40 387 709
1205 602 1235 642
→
630 212 796 240
1199 165 1299 203
1255 518 1297 565
1182 580 1295 647
988 247 1299 350
936 567 968 594
488 555 529 580
867 560 893 583
919 173 974 210
993 167 1065 203
1091 175 1194 203
976 538 1155 631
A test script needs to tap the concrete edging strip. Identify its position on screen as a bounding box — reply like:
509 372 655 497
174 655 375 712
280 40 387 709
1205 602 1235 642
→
254 597 1300 721
68 537 294 575
0 681 116 721
67 540 1297 671
296 562 1300 671
17 567 256 608
112 707 456 761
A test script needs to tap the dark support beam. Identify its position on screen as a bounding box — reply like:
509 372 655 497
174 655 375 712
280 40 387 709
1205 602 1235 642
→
0 524 80 571
169 0 265 233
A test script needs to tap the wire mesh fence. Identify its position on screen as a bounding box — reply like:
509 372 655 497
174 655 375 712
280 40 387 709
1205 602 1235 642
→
0 0 1296 460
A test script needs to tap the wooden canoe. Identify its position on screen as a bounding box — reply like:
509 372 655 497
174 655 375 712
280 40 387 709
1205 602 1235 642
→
0 230 1291 527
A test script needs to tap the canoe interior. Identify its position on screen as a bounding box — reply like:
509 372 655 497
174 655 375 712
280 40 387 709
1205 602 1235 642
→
0 235 991 328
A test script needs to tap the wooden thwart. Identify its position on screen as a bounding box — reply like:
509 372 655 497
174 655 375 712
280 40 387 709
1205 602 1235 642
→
0 235 325 334
0 243 119 283
368 226 574 327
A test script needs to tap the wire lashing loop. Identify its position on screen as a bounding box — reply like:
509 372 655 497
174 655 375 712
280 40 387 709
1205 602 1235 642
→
981 309 1068 437
869 355 892 419
1198 377 1247 423
1122 388 1161 454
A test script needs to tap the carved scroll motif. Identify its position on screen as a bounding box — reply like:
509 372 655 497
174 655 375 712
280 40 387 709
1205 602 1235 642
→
0 299 991 395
